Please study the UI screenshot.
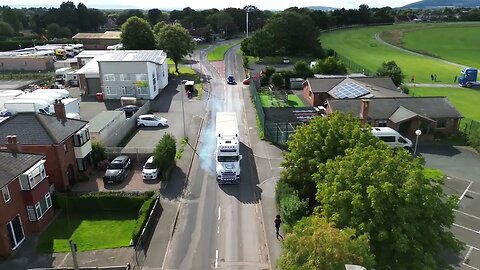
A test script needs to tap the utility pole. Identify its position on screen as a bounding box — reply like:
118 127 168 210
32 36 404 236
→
243 5 256 38
69 239 79 270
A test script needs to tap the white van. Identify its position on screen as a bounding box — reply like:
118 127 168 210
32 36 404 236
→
371 127 413 149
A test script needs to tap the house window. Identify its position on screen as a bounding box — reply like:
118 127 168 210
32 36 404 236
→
34 193 52 220
136 87 142 95
73 126 90 147
377 120 388 127
6 215 25 250
105 86 113 95
26 206 37 221
119 74 130 81
103 74 115 81
121 87 127 95
63 143 68 153
77 153 92 172
436 119 447 129
20 161 47 190
2 186 11 203
135 74 147 81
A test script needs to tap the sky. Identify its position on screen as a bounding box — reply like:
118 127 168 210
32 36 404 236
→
4 0 421 10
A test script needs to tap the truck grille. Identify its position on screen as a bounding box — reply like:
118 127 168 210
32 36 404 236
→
219 172 238 184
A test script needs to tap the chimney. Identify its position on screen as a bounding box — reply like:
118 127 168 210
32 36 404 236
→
6 135 21 153
360 99 370 121
54 99 66 118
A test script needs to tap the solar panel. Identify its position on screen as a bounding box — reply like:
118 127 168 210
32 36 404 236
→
332 82 370 99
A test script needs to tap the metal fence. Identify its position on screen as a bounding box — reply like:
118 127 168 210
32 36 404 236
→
333 51 374 75
132 196 162 269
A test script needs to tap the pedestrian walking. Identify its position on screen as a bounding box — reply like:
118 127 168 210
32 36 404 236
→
411 75 415 83
430 74 434 81
434 74 437 81
454 75 458 83
275 215 282 239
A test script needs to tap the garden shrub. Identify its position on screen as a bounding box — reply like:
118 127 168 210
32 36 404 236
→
132 197 156 244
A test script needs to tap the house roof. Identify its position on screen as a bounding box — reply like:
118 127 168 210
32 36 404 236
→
0 151 44 188
327 97 463 120
264 107 319 123
96 50 167 65
76 50 111 59
305 76 403 97
72 31 121 39
0 113 88 145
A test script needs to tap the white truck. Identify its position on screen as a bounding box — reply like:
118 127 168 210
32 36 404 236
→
33 89 71 99
0 90 25 108
215 112 242 184
4 99 51 114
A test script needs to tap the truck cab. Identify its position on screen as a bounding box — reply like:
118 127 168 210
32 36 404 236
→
54 49 67 60
215 112 242 184
458 67 480 88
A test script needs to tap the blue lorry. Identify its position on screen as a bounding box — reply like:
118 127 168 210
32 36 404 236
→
458 67 480 88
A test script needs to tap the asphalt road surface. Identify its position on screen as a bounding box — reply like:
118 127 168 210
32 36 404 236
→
160 46 269 270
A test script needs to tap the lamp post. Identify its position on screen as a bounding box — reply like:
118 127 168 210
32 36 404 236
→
244 5 256 38
414 129 422 157
181 81 186 138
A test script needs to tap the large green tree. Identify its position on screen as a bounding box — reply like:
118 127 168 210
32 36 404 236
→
314 146 463 269
313 56 347 75
153 133 176 179
278 215 375 270
0 21 15 37
280 112 380 205
376 60 404 86
155 23 195 73
206 11 235 38
121 16 155 50
293 61 313 78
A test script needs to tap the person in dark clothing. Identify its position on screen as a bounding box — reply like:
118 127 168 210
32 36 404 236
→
434 74 437 81
454 75 458 83
431 74 434 81
275 215 282 239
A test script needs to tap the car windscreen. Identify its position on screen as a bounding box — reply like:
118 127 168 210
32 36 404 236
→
144 162 157 169
108 163 124 169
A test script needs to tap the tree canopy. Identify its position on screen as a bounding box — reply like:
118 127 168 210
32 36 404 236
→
278 215 375 270
314 146 463 269
120 16 155 50
376 60 404 86
0 21 15 37
153 133 177 178
155 23 195 73
312 56 347 75
280 112 380 205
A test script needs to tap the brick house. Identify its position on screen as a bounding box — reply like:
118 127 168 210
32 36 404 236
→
302 76 406 107
0 149 54 257
327 97 463 139
0 104 93 191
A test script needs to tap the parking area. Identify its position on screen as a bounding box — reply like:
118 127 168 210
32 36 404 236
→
0 79 37 90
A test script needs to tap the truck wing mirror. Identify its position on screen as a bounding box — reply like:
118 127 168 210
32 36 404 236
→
239 155 243 161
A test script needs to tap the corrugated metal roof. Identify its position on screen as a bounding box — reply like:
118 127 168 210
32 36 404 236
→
97 50 166 65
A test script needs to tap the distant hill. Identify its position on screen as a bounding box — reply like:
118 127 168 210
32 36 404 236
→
305 6 337 11
401 0 480 9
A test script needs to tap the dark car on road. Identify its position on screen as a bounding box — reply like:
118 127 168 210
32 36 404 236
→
115 105 140 118
226 75 236 85
103 155 131 184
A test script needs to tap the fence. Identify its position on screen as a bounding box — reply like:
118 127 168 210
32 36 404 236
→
249 81 266 137
132 196 162 269
333 51 374 75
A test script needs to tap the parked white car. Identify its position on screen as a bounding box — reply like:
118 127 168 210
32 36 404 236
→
137 114 168 127
142 156 159 180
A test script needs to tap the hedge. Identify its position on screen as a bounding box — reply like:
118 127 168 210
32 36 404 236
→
54 191 154 212
131 197 156 244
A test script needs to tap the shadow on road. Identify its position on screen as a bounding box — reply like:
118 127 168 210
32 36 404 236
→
419 145 462 157
150 80 180 113
160 165 186 200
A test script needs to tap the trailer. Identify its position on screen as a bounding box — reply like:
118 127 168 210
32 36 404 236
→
4 99 51 114
215 112 242 184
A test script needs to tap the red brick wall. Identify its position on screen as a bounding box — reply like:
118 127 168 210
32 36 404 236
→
302 84 314 106
1 137 79 191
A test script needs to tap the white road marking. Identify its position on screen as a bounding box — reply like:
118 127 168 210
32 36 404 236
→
218 206 221 220
468 189 480 196
215 249 219 268
454 209 480 221
217 226 220 234
453 223 479 234
459 181 473 202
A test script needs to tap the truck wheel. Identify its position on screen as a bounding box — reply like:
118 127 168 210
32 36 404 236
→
467 83 473 88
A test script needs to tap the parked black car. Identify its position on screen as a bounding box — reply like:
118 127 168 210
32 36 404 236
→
103 155 131 184
115 105 140 118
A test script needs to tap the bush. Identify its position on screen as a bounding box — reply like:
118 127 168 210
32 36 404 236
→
91 142 107 167
154 133 177 179
280 191 309 228
468 130 480 152
400 84 410 94
275 179 295 205
132 196 156 244
54 192 154 212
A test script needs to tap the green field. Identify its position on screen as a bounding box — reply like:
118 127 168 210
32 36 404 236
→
37 211 137 253
320 25 459 84
208 44 237 61
259 91 305 108
410 87 480 122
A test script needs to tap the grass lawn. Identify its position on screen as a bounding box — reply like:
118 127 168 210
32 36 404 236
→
320 25 460 84
409 87 480 122
258 91 305 108
169 65 196 76
423 167 445 181
208 43 237 61
37 210 137 253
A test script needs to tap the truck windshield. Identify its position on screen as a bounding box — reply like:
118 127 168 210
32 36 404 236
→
218 155 239 162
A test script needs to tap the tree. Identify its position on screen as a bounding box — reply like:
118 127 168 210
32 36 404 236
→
206 11 234 38
91 142 107 167
240 37 252 55
117 9 145 25
153 21 167 35
249 29 274 58
46 23 61 37
148 8 163 25
278 215 375 270
121 16 155 50
280 112 380 206
155 23 195 73
314 146 463 269
376 60 404 86
270 73 284 90
313 56 347 75
0 21 15 37
293 61 313 78
153 133 177 179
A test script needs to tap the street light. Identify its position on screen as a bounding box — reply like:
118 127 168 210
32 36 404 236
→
414 129 422 157
244 5 256 38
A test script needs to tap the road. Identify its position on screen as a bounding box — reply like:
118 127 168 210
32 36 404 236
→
159 46 269 269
